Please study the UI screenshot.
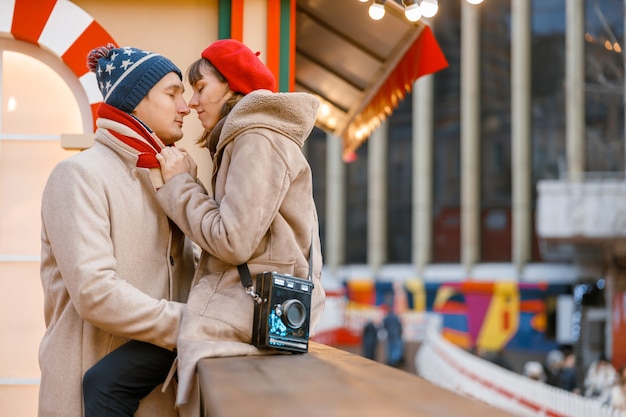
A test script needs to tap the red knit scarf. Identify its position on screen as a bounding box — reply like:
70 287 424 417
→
97 103 168 168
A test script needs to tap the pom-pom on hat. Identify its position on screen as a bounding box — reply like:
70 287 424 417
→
201 39 276 95
87 43 182 113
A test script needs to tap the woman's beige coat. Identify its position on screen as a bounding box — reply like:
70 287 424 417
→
156 90 326 407
39 126 196 417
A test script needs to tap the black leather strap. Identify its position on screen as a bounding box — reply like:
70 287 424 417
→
237 263 254 288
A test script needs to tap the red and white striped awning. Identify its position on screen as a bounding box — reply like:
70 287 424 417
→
1 0 115 131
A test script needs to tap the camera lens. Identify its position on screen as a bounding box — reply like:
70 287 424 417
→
280 299 306 329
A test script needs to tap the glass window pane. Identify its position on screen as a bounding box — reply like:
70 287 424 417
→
480 0 512 262
433 2 461 263
532 0 566 261
345 142 368 264
307 127 328 255
0 140 77 255
0 261 44 378
387 95 412 263
2 51 83 135
585 0 624 172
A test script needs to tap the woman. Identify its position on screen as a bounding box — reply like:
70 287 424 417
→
155 39 326 407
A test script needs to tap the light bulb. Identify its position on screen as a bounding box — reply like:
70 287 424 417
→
369 2 386 20
404 4 422 22
466 0 483 4
420 0 439 18
7 96 17 112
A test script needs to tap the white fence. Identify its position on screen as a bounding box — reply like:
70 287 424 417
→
416 314 626 417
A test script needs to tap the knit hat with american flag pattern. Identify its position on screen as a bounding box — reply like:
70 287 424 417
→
87 43 182 113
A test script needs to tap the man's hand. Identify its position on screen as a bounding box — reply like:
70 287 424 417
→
157 147 197 183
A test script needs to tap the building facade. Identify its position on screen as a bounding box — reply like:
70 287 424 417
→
308 0 626 376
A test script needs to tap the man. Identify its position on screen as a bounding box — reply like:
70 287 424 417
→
559 351 580 394
382 305 404 367
38 44 196 417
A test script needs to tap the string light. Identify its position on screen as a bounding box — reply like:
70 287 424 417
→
369 0 386 20
403 0 422 22
361 0 482 22
420 0 439 18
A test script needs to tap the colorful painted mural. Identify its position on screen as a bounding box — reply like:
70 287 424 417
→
314 279 572 354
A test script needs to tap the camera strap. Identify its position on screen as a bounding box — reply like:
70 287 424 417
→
237 236 314 304
237 263 262 304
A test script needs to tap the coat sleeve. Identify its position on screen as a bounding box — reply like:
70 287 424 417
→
41 159 184 350
156 133 290 265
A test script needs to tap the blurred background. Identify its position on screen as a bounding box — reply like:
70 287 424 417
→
1 0 625 416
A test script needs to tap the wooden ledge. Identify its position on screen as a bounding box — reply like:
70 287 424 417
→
197 342 518 417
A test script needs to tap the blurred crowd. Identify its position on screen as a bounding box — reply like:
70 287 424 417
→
361 305 405 368
520 350 626 411
468 345 626 413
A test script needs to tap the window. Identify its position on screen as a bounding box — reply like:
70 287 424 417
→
480 0 512 262
345 142 368 264
432 1 462 263
584 0 624 173
386 93 412 263
0 40 84 384
531 0 566 261
0 41 83 257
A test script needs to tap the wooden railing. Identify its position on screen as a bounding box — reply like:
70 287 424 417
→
196 341 519 417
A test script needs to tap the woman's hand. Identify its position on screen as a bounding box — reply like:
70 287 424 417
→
184 148 198 180
157 147 197 183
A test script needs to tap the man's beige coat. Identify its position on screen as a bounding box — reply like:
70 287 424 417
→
39 127 196 417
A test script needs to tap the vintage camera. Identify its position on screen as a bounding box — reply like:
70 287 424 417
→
252 271 313 353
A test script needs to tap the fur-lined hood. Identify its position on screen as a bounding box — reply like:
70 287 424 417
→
216 90 320 154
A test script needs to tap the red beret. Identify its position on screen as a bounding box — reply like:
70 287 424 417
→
201 39 277 94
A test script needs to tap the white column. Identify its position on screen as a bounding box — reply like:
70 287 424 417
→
368 121 388 272
511 0 531 275
566 0 585 180
461 2 481 273
325 133 346 270
413 76 434 275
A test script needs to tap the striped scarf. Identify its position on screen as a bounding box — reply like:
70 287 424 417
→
97 103 166 168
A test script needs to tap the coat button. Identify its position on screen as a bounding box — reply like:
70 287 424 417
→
170 256 175 266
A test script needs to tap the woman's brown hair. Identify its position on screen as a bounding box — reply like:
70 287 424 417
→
186 58 244 147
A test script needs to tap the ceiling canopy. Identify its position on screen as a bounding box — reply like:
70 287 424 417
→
295 0 448 160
